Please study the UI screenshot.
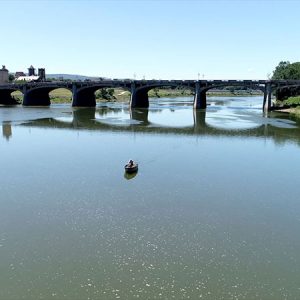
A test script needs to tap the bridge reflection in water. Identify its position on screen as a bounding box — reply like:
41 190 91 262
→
13 106 300 146
2 123 12 140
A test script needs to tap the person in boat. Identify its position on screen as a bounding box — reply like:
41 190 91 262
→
128 159 134 167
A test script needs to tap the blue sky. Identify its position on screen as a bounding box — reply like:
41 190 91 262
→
1 0 300 79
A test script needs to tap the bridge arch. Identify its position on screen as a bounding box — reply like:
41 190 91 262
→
192 81 267 109
131 82 194 108
72 84 131 107
23 86 72 106
49 88 72 104
0 87 22 105
201 82 265 94
95 86 130 103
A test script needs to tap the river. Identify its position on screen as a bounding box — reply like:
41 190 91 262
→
0 96 300 299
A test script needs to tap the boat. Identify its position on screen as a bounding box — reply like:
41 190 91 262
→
124 160 138 173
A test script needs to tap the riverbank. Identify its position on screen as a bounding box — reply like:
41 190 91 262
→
274 107 300 116
273 96 300 117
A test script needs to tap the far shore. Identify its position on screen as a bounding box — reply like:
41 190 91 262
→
11 88 263 104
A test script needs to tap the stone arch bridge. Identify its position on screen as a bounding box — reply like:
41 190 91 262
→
1 79 300 111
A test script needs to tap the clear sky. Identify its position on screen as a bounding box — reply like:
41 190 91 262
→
1 0 300 80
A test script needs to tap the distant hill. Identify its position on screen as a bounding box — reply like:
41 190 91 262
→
46 74 100 80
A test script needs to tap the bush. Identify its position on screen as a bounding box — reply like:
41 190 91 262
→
283 96 300 107
95 88 116 100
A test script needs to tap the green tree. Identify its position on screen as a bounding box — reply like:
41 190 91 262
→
272 61 300 80
95 88 115 100
8 74 15 82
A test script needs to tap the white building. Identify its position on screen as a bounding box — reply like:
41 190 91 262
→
16 75 40 82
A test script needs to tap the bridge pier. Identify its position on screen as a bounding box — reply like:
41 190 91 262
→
23 86 51 106
263 82 272 112
193 82 207 109
72 84 96 107
130 83 149 108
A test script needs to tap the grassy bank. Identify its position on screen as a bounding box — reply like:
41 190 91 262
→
280 96 300 107
290 107 300 116
274 96 300 116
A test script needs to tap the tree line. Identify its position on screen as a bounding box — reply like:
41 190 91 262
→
272 61 300 104
272 61 300 80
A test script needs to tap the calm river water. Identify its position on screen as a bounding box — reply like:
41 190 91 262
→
1 96 300 299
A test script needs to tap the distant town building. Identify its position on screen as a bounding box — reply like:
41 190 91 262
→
0 65 9 84
15 71 26 78
15 65 46 82
28 65 36 76
38 68 46 81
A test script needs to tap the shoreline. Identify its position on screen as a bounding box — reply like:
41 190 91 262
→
273 107 300 116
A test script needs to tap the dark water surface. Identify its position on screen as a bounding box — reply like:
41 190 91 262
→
1 97 300 299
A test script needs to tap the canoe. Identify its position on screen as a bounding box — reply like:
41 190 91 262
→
124 163 138 173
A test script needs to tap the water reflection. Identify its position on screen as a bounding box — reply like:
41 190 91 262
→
2 123 12 141
16 107 300 146
130 109 149 126
124 170 138 180
1 97 300 147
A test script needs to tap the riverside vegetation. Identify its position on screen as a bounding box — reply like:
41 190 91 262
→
274 96 300 116
272 61 300 116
